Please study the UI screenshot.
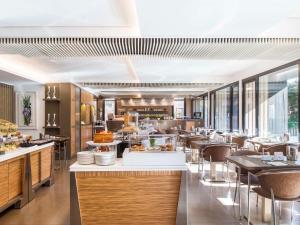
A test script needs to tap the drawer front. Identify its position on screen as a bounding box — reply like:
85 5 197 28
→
0 163 8 207
8 158 24 200
41 147 52 181
31 152 40 186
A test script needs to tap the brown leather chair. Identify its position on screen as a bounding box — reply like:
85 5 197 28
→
251 169 300 225
201 145 231 181
232 136 248 151
186 135 209 163
165 129 179 135
231 150 261 203
263 144 288 155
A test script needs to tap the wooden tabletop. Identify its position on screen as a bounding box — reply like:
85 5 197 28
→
192 140 235 147
227 155 300 171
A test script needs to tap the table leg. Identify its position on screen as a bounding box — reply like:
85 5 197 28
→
210 162 216 180
238 167 241 220
262 197 272 222
247 172 251 225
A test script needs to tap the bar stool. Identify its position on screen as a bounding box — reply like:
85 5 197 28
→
54 137 68 170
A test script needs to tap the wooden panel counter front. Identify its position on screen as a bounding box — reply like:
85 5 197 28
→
0 143 54 213
70 160 187 225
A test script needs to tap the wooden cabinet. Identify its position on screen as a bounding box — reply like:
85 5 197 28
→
0 157 25 208
30 152 40 186
0 163 8 207
8 158 24 200
45 83 81 159
30 146 53 187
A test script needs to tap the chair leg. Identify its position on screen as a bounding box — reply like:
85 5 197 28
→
233 176 238 203
271 188 277 225
291 201 294 223
247 172 251 225
226 161 230 184
256 194 259 207
278 201 282 219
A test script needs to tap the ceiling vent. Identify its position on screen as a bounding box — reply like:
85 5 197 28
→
0 37 300 59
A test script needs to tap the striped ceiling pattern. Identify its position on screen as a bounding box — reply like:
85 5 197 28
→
81 82 222 88
0 37 300 59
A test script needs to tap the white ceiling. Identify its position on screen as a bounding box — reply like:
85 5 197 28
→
0 0 300 95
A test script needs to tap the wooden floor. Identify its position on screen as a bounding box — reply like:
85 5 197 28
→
0 162 299 225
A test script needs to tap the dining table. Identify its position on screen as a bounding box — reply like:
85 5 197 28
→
227 155 300 224
247 138 300 152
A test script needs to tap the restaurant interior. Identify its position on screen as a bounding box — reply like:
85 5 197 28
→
0 1 300 225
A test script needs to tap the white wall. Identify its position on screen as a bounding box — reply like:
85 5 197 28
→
14 84 45 139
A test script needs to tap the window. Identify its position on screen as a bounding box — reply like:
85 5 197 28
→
232 85 239 131
104 99 115 121
244 80 256 136
211 83 239 132
215 87 231 132
193 94 209 127
204 95 209 127
258 65 299 141
174 98 185 119
210 92 215 129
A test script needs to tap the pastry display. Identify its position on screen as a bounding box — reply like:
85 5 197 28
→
129 134 176 152
120 126 139 133
130 144 145 152
93 131 114 143
0 119 19 137
95 146 110 152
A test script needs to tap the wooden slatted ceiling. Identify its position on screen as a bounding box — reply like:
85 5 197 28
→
0 37 300 59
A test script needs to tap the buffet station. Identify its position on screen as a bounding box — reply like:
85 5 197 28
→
70 132 188 225
0 119 55 213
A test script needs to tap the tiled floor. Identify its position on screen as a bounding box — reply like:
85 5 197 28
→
0 162 299 225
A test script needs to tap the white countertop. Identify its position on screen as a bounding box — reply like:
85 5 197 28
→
70 158 188 172
0 142 54 163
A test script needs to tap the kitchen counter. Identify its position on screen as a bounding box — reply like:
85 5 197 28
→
70 153 187 225
0 142 55 213
0 142 54 162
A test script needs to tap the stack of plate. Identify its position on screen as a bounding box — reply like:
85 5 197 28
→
94 151 116 166
77 151 94 165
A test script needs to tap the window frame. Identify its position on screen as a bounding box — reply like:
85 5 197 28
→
242 60 300 138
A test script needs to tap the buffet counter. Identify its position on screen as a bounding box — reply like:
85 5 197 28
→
0 142 54 213
70 152 188 225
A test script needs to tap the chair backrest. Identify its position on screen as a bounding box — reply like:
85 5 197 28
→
166 129 179 135
265 144 288 155
187 136 209 149
232 136 247 148
203 145 231 162
231 150 261 157
257 169 300 200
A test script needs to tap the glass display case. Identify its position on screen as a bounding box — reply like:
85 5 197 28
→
128 134 177 152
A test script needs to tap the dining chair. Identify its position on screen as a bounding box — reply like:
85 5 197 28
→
231 136 248 151
201 144 231 181
263 144 288 155
231 150 261 204
250 169 300 225
187 136 209 164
